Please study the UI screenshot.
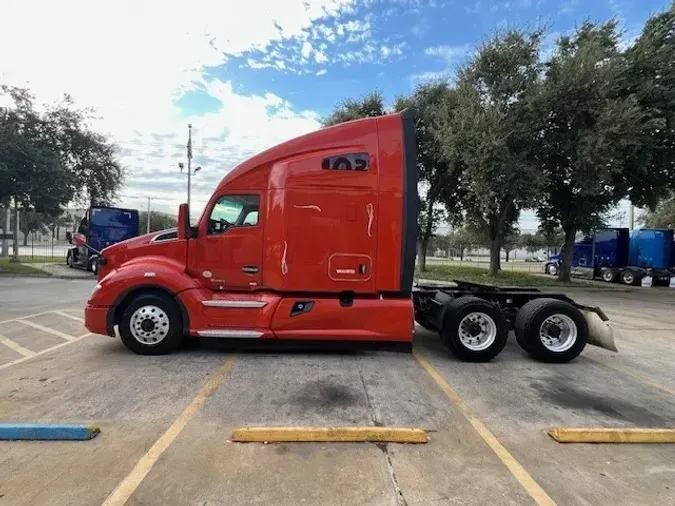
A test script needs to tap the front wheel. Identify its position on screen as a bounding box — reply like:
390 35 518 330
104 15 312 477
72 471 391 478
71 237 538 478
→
545 263 558 276
119 293 184 355
515 298 588 363
66 250 74 268
441 296 508 362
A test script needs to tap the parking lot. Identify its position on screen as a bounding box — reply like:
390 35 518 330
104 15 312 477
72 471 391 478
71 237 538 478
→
0 277 674 506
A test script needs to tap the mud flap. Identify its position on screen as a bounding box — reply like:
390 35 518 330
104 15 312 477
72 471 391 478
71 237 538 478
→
583 310 617 352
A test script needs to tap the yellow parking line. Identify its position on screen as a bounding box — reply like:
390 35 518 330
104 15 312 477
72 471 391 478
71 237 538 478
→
232 426 428 443
102 357 237 506
0 333 91 371
414 350 557 506
15 319 76 341
0 334 36 358
588 358 675 396
53 311 85 323
549 428 675 444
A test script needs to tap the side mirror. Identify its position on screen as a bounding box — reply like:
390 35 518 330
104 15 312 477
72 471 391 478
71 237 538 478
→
72 233 87 247
177 203 189 240
66 231 73 244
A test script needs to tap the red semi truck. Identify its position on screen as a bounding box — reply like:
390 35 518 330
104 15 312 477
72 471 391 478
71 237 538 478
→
84 110 615 362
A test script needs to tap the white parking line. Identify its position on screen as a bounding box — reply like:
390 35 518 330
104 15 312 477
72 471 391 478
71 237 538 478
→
15 319 76 341
0 334 37 358
0 311 52 326
0 333 92 371
53 311 85 323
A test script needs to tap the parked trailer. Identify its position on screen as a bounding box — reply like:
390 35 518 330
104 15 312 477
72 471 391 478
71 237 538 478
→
544 227 673 286
83 110 615 363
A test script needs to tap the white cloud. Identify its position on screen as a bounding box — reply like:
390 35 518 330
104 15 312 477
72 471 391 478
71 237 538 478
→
424 44 472 62
316 69 328 76
0 0 353 212
314 50 329 63
301 41 313 59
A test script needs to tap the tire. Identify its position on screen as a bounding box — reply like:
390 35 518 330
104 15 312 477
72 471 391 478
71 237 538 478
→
119 293 184 355
66 251 74 268
89 257 99 275
545 263 558 276
414 311 433 331
441 296 508 362
620 269 638 286
515 298 588 363
601 269 616 283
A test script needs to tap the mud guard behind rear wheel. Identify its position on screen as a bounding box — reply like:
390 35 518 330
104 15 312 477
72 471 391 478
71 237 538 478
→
582 310 617 352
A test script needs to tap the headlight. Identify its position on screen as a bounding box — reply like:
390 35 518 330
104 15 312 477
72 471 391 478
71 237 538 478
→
90 283 102 298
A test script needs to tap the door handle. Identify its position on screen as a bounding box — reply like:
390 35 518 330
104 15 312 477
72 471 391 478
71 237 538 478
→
242 265 259 274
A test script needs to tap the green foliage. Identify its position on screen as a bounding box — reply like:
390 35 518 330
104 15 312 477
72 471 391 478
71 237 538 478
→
139 210 178 233
640 193 675 227
321 92 386 127
620 5 675 205
442 28 544 275
417 264 581 287
531 20 647 281
397 81 465 271
0 86 124 214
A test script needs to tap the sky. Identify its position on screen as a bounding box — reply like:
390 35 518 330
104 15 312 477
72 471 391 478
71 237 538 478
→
1 0 669 229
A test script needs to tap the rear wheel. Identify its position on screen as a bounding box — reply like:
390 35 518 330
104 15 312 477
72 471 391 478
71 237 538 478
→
515 298 588 363
620 269 638 286
119 293 184 355
601 269 616 283
441 296 508 362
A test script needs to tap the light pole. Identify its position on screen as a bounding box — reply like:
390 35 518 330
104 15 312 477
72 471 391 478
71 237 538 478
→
179 124 202 210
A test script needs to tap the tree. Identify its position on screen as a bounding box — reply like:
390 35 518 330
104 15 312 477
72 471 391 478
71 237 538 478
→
0 86 74 215
640 193 675 227
397 82 465 271
519 232 547 255
441 29 543 276
531 21 649 282
18 209 47 246
501 225 520 262
321 92 386 127
447 227 477 260
139 211 178 233
620 5 675 207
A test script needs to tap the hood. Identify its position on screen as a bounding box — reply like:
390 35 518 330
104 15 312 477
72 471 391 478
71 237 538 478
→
99 228 179 274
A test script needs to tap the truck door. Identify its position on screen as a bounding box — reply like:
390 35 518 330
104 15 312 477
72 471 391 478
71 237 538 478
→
187 194 263 290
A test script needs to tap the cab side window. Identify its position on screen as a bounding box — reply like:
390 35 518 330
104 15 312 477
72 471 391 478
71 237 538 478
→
209 195 259 235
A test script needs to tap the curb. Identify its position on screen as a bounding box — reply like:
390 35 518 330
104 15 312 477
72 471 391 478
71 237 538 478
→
0 423 100 441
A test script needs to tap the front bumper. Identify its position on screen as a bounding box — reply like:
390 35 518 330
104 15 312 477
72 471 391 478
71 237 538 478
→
84 305 111 336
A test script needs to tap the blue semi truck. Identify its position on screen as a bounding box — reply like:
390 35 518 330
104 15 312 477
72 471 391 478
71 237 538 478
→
545 227 674 285
66 206 139 275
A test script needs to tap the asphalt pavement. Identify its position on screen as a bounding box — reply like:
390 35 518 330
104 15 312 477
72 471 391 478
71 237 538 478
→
0 277 674 506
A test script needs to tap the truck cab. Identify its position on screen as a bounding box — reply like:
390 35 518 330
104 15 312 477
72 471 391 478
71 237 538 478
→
84 110 418 354
67 206 139 275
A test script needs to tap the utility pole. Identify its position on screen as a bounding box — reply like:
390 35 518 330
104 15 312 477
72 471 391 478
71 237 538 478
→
146 197 151 234
187 124 192 210
2 200 10 257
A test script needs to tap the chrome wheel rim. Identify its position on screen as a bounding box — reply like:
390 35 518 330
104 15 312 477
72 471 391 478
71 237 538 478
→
458 312 497 351
547 264 557 275
129 305 169 345
539 314 577 352
602 271 612 282
623 272 634 284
